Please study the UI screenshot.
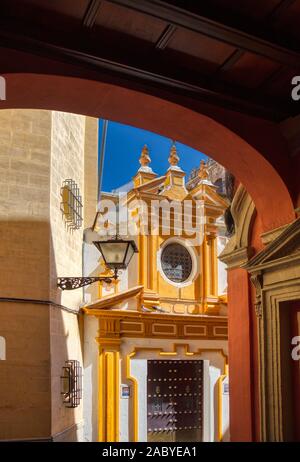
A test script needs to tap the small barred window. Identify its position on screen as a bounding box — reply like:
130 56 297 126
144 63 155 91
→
161 243 192 283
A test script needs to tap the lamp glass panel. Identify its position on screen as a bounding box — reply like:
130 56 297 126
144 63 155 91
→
99 242 128 266
124 243 135 266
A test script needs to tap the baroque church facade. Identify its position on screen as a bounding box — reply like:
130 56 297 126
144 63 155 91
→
82 143 230 442
0 109 230 442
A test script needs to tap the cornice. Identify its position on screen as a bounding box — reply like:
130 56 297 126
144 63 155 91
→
244 217 300 272
219 245 254 269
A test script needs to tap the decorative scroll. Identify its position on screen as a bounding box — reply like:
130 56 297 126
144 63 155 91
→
57 276 113 290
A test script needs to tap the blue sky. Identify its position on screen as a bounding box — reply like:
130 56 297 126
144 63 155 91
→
99 119 207 192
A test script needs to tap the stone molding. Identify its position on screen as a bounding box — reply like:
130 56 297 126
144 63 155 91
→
260 223 289 245
244 217 300 441
84 308 228 341
219 184 255 269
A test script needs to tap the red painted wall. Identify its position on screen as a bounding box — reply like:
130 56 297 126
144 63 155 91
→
228 268 253 441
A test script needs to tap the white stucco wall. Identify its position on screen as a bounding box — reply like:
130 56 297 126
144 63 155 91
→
83 315 98 442
130 359 148 442
209 365 221 441
217 235 228 295
221 375 230 441
119 381 130 442
202 360 211 441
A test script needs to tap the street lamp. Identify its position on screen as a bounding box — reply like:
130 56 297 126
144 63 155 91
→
57 236 138 290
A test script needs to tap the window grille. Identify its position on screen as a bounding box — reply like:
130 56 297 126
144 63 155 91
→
61 360 82 408
161 243 192 283
60 179 83 230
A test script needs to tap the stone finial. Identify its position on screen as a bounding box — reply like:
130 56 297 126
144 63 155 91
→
168 143 179 168
139 145 151 168
198 159 209 181
138 145 154 173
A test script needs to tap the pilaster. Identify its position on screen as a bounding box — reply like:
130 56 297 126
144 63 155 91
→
96 318 121 442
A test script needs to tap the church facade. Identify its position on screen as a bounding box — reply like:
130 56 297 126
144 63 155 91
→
82 144 230 442
0 109 230 442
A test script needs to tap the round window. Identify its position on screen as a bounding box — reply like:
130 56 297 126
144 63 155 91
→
161 243 193 283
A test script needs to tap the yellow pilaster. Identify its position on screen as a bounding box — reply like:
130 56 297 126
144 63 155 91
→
210 235 218 297
138 233 147 287
202 233 219 314
148 234 152 290
97 337 121 442
204 235 211 296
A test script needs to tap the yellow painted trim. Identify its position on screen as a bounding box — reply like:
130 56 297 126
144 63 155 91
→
211 236 218 296
97 341 120 442
84 308 228 341
98 347 105 442
85 307 227 324
106 350 120 441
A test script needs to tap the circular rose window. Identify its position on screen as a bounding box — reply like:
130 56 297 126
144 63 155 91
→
161 243 193 283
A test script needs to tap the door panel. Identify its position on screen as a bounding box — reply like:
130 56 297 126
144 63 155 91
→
147 359 203 442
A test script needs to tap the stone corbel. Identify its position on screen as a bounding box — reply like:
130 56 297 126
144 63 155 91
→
249 271 263 318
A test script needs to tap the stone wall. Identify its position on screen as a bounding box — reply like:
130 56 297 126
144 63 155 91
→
0 109 98 440
49 112 98 439
0 109 51 300
50 111 85 308
0 109 52 439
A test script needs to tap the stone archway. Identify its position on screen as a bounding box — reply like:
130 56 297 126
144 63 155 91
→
0 72 297 441
1 73 295 233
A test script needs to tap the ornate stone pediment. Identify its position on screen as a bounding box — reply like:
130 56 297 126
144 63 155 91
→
244 217 300 270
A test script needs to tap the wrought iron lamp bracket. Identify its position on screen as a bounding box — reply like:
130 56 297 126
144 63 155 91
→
57 272 118 290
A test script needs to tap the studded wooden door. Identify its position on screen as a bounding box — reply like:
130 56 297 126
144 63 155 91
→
147 359 203 442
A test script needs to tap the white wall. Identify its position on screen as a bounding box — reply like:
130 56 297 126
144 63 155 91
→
221 375 230 441
217 235 228 295
209 365 220 441
130 359 148 442
202 360 210 441
119 380 130 442
83 315 98 442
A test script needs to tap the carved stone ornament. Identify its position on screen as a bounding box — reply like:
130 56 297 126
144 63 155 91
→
219 184 256 269
249 271 263 318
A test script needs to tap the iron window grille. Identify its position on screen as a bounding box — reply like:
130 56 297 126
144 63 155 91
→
60 179 83 230
161 243 192 283
60 360 82 408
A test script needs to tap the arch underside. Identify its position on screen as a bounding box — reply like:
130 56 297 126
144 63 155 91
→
1 70 295 232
